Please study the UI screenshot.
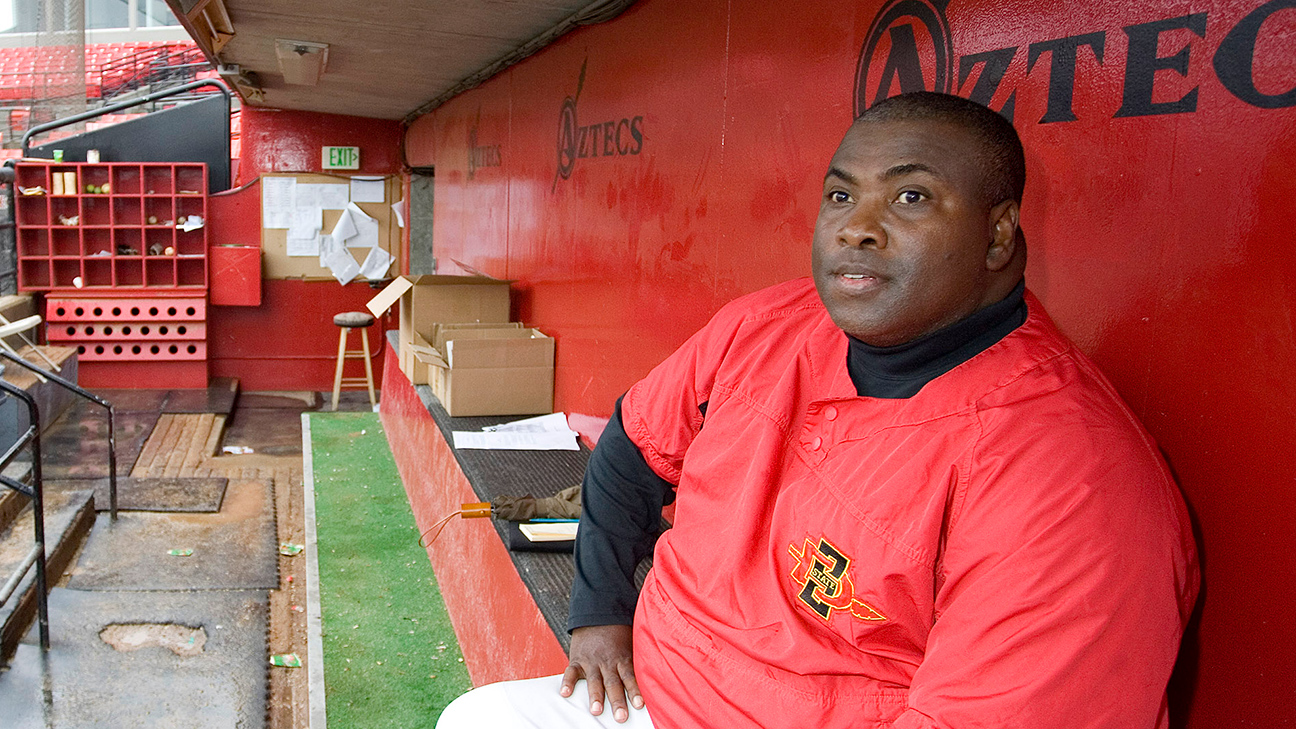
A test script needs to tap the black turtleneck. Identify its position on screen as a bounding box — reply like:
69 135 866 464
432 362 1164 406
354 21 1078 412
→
847 280 1027 398
568 281 1029 632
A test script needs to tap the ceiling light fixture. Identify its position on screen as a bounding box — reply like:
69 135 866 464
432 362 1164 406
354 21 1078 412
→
275 39 330 86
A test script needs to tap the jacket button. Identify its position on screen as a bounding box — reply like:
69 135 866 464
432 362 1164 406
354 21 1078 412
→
824 405 838 421
810 436 823 450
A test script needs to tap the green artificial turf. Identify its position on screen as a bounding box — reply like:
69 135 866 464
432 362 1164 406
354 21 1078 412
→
308 412 472 727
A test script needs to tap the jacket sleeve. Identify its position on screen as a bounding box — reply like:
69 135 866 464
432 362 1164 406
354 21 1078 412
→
894 407 1199 729
568 300 749 631
567 397 675 631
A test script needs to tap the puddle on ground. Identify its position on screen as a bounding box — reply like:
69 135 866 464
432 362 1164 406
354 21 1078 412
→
99 623 207 657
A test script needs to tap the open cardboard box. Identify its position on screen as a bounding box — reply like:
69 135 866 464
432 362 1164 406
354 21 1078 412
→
365 275 512 381
403 323 525 386
413 326 555 416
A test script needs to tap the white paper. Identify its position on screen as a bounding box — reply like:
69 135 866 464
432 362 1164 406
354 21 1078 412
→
318 183 351 210
518 522 579 542
359 246 394 279
317 234 337 267
346 202 380 249
264 210 292 229
323 244 361 285
287 232 320 257
178 215 205 232
261 177 295 228
391 199 406 228
296 182 349 210
330 208 358 244
451 430 580 451
483 413 571 433
292 183 323 210
350 176 386 203
287 208 321 237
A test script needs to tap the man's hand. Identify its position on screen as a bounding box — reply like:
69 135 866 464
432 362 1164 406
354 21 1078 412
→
561 624 643 723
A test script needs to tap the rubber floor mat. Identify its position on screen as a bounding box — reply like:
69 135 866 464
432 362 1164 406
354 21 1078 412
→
40 405 158 480
163 378 238 415
87 388 170 412
0 588 267 728
223 408 303 457
67 479 277 591
46 477 228 513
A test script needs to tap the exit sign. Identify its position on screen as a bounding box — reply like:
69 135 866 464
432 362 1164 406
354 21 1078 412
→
323 146 360 170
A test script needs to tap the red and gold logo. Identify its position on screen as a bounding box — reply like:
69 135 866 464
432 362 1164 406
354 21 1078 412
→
788 537 887 623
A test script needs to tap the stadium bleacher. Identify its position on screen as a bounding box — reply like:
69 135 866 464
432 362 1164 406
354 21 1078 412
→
0 40 216 149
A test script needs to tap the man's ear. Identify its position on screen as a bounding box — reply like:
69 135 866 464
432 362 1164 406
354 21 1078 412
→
986 199 1020 272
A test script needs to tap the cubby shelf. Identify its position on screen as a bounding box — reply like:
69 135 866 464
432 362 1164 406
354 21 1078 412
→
14 162 208 292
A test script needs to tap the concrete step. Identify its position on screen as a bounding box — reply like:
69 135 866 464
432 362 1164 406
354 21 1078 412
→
0 488 95 666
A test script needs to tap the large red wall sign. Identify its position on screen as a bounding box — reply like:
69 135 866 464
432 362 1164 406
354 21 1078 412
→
403 1 1296 725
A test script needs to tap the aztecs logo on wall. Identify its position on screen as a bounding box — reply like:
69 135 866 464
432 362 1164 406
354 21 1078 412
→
855 0 1296 121
467 108 502 181
788 536 888 623
554 59 645 190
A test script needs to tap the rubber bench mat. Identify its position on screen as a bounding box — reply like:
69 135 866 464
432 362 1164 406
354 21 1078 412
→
0 588 268 728
67 478 277 591
47 477 228 513
417 386 595 651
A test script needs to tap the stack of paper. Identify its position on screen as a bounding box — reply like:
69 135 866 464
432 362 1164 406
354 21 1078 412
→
518 522 579 542
452 412 579 450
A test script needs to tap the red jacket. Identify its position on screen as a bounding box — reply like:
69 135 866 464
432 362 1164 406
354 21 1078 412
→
621 279 1198 729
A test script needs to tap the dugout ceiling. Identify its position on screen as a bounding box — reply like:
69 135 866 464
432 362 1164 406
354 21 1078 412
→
165 0 635 120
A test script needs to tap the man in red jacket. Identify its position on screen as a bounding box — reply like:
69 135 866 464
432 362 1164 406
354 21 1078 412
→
437 92 1198 729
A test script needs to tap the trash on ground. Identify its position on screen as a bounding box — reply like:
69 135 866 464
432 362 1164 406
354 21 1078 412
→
279 542 304 556
167 548 194 557
270 653 302 667
222 445 254 455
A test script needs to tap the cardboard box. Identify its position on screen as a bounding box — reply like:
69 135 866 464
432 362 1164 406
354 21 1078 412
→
366 275 512 381
395 322 527 385
427 327 554 416
404 330 441 386
431 322 527 350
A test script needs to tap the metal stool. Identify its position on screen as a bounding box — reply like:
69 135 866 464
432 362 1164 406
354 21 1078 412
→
331 311 376 411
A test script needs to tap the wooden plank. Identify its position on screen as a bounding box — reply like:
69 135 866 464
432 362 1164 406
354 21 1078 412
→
158 416 193 478
204 414 228 457
154 415 195 478
179 413 216 477
131 413 175 477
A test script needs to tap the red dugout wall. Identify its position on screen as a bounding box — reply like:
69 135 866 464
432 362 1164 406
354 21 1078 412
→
404 0 1294 725
205 108 404 389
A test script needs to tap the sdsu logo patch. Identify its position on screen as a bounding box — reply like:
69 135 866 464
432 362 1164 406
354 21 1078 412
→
788 537 887 623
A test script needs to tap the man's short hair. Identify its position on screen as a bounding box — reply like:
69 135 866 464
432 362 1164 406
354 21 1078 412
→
857 92 1026 205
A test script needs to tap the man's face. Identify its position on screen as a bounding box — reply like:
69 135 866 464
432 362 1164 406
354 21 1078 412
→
811 118 1014 347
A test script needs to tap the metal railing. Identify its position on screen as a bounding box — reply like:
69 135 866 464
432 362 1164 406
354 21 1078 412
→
0 372 49 651
96 44 207 101
21 77 231 156
0 350 116 519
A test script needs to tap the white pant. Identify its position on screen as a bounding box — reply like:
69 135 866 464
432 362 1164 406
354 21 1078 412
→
436 675 656 729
